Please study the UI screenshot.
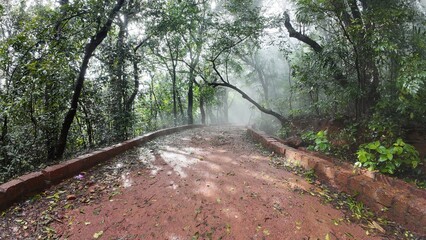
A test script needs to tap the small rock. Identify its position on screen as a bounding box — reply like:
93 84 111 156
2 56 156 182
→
66 194 77 201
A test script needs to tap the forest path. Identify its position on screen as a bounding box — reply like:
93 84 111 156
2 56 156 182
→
52 126 382 240
2 126 389 239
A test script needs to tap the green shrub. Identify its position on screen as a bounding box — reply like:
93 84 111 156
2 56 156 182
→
277 126 291 139
355 138 420 174
302 130 331 153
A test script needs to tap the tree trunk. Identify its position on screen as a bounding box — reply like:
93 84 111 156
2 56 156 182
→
166 39 179 127
288 61 293 112
335 1 379 118
256 67 269 106
149 76 162 120
111 14 128 141
200 95 206 124
81 103 94 148
177 90 185 123
187 75 194 124
172 69 177 126
128 57 139 112
44 81 58 160
223 89 228 124
129 37 150 114
0 116 8 165
54 0 125 160
186 52 201 125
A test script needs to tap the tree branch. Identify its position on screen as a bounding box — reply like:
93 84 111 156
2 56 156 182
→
134 36 151 52
283 12 348 87
283 12 323 53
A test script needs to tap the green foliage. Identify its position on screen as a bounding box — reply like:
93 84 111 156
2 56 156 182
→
366 114 402 143
396 54 426 121
346 196 374 220
355 139 420 174
277 125 291 139
303 169 316 183
413 179 426 189
302 130 331 153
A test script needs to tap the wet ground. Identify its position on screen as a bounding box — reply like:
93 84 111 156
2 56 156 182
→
0 126 420 239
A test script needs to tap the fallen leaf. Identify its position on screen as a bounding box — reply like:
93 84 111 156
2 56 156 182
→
44 226 56 234
93 230 103 239
192 231 200 240
345 232 354 238
194 207 202 219
370 221 385 233
256 225 262 232
263 229 270 236
64 204 73 209
226 223 231 234
295 221 302 230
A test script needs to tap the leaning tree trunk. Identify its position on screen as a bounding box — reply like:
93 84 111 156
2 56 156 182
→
211 57 288 127
54 0 126 160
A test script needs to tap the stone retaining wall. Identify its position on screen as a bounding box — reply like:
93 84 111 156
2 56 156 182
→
0 125 204 211
248 128 426 236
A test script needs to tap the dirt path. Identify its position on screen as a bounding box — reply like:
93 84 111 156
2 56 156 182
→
1 126 412 239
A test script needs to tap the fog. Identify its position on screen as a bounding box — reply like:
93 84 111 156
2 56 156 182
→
224 44 291 131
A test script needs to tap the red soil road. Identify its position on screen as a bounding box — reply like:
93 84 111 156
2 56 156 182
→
53 126 379 239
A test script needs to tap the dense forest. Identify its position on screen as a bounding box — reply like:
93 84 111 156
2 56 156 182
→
0 0 425 184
